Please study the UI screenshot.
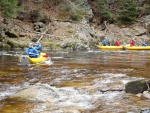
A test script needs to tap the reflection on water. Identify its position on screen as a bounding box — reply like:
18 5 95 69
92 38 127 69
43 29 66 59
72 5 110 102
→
0 50 150 113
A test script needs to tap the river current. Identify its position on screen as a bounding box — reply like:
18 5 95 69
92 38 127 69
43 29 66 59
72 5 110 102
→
0 50 150 113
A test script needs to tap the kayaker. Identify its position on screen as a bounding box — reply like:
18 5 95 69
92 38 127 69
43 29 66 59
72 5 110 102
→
34 41 42 52
115 38 120 46
26 43 39 58
130 38 135 46
142 39 147 46
103 38 108 46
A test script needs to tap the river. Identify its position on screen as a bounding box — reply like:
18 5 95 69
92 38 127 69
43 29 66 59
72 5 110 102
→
0 49 150 113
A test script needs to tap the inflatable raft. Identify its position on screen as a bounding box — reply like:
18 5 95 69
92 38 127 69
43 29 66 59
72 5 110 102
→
97 46 124 50
124 46 150 50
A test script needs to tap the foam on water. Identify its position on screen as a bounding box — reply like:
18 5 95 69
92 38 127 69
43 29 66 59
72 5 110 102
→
0 91 14 100
29 83 133 112
1 50 149 112
52 57 64 59
0 85 23 100
29 83 102 112
102 73 126 77
43 58 53 65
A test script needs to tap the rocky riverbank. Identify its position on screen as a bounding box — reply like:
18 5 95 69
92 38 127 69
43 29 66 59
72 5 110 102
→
0 16 150 50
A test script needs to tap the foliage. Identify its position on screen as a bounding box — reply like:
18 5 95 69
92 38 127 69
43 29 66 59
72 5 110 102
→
59 3 84 22
70 0 83 4
143 0 150 15
70 9 83 21
63 5 72 11
136 0 150 16
93 0 150 25
70 13 81 21
0 0 149 25
95 0 112 22
0 0 20 18
117 0 138 25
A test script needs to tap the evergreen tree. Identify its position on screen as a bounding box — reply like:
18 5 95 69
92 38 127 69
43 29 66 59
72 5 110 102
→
144 0 150 15
0 0 19 18
95 0 112 22
117 0 138 25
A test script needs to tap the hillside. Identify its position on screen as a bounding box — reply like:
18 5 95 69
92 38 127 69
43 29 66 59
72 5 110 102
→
0 0 150 50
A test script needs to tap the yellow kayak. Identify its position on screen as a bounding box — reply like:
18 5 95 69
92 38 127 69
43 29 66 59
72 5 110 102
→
28 55 47 64
19 52 49 65
98 46 124 50
124 46 150 50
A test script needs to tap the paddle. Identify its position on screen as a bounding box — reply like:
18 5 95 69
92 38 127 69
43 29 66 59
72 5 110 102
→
35 28 50 58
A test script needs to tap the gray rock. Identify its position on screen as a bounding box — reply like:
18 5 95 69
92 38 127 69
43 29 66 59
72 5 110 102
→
5 31 18 38
39 27 46 32
31 10 48 23
34 22 44 28
34 25 40 30
32 38 38 42
125 80 148 94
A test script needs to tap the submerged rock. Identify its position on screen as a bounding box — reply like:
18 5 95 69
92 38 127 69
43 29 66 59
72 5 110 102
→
9 85 59 102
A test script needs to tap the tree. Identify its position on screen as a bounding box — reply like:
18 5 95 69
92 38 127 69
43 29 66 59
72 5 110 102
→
0 0 20 18
117 0 138 25
95 0 112 23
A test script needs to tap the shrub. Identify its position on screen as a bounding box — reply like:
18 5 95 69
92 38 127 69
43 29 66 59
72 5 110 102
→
70 14 82 21
117 0 138 25
0 0 20 18
95 0 112 22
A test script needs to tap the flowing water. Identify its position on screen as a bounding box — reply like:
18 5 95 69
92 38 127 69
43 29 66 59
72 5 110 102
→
0 50 150 113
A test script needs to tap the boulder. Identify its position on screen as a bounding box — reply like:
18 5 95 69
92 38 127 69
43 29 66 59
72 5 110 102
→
32 38 38 42
34 22 44 28
8 85 59 102
19 32 26 37
125 79 148 94
147 24 150 32
5 31 18 38
142 15 150 33
61 42 89 50
31 10 48 23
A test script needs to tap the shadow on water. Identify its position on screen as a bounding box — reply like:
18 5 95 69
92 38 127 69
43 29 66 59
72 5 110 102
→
0 50 150 112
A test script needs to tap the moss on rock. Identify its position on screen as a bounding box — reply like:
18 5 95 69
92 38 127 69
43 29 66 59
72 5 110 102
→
45 42 61 50
125 79 148 94
0 42 11 49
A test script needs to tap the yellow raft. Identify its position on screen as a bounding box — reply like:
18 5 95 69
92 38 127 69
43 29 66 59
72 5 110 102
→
97 46 124 50
124 46 150 50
